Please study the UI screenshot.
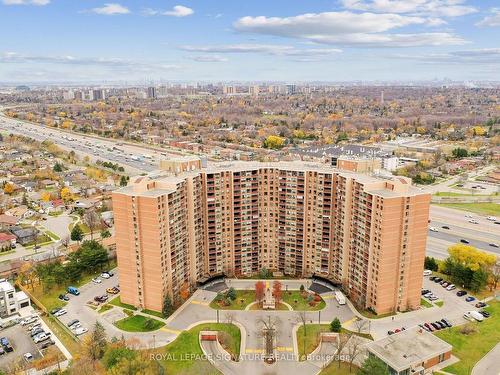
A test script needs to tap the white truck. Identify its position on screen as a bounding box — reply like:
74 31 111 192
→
335 291 346 305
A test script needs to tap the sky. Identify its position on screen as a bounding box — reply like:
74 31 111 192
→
0 0 499 83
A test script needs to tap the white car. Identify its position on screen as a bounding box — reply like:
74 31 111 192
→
429 227 438 232
21 316 38 326
74 327 88 336
23 353 33 362
465 214 473 218
446 284 456 291
71 322 82 330
468 219 479 224
92 278 102 284
423 270 433 276
53 309 67 317
487 216 498 221
100 272 111 279
33 332 50 343
464 311 484 322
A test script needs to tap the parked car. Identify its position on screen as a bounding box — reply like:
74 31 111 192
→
67 319 79 328
489 243 499 248
34 332 51 344
464 311 484 322
23 353 33 362
92 278 102 284
424 323 434 332
456 290 467 297
74 327 88 336
58 294 70 301
446 284 456 291
434 277 443 283
31 328 44 337
475 302 487 308
50 308 62 315
441 282 449 287
468 219 479 224
387 330 394 335
0 338 9 347
21 316 38 326
67 287 80 296
106 287 119 294
423 270 432 276
441 319 453 327
429 227 438 232
466 296 476 302
429 276 436 281
486 216 497 221
71 322 82 330
53 309 67 317
419 324 430 332
431 322 441 330
40 340 55 349
479 311 490 318
3 344 13 353
421 289 430 295
441 226 450 230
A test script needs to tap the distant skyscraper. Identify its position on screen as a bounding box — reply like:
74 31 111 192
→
286 84 297 95
91 89 105 101
223 85 235 95
62 90 75 101
248 85 260 96
147 86 156 99
381 90 384 105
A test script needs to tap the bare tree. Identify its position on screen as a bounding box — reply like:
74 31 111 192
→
346 335 365 371
83 208 100 240
61 235 70 252
334 333 352 369
225 312 235 325
296 311 308 361
353 318 369 335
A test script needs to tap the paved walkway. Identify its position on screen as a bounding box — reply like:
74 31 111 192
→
472 343 500 375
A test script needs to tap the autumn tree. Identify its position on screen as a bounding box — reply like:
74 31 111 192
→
3 183 14 195
179 281 190 301
255 281 265 304
60 187 73 202
263 135 285 150
84 209 101 240
272 280 283 304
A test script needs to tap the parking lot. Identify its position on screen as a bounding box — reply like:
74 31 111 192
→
0 317 63 372
53 270 119 340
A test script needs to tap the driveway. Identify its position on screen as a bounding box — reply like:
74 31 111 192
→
41 213 73 239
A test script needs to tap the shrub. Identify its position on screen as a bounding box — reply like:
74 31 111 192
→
330 318 341 333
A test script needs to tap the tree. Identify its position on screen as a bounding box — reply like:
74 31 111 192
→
330 317 342 333
83 321 107 363
102 343 136 370
101 229 111 242
255 281 265 304
336 132 349 143
263 135 285 150
448 244 496 271
272 280 283 304
53 162 63 172
3 183 14 195
346 335 364 371
452 147 468 158
357 356 389 375
226 287 236 301
120 175 128 187
162 295 173 317
84 209 101 240
71 225 84 243
424 256 439 271
60 187 73 202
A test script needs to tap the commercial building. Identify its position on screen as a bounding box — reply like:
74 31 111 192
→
112 160 430 313
366 327 453 375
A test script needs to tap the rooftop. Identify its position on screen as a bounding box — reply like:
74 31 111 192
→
366 327 452 372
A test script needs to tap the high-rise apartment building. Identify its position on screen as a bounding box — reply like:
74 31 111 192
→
112 160 430 314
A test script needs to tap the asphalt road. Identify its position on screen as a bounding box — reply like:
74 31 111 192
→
0 113 182 175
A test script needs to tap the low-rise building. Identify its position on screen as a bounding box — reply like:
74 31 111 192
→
365 327 452 375
0 279 31 317
11 227 38 245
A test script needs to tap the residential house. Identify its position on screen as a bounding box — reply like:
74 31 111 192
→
0 214 19 229
10 227 38 246
0 279 30 318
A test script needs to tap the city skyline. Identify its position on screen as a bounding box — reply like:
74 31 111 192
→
1 0 500 83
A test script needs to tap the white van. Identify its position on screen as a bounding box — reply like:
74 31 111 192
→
464 311 484 322
423 270 432 276
335 291 346 305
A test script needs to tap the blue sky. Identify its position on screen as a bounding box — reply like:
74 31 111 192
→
1 0 499 83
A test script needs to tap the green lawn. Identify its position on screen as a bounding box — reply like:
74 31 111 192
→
109 296 137 311
142 308 165 318
435 301 444 307
421 298 433 308
209 290 256 310
45 230 61 241
248 302 289 310
42 315 81 355
435 301 500 375
114 314 165 332
296 324 373 360
158 323 241 374
282 290 326 311
434 191 493 197
98 304 114 313
435 202 500 216
319 361 359 375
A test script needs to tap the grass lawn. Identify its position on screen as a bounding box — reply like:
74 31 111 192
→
114 314 165 332
421 298 433 308
45 230 61 241
434 191 493 197
28 259 117 311
282 290 326 311
435 202 500 216
435 301 444 307
435 301 500 375
158 323 240 374
42 315 81 355
319 361 359 375
0 250 15 257
109 295 137 311
248 302 289 310
68 222 91 234
142 308 165 318
98 304 114 313
209 290 256 310
296 324 373 360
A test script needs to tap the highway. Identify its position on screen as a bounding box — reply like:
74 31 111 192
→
0 112 183 175
427 205 500 259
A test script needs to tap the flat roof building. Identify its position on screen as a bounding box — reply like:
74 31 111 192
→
112 160 430 314
366 327 453 375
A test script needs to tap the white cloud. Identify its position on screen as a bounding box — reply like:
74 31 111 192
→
191 55 228 62
341 0 477 17
233 11 467 47
476 8 500 27
91 3 130 15
393 48 500 64
180 44 342 56
2 0 49 5
163 5 193 17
